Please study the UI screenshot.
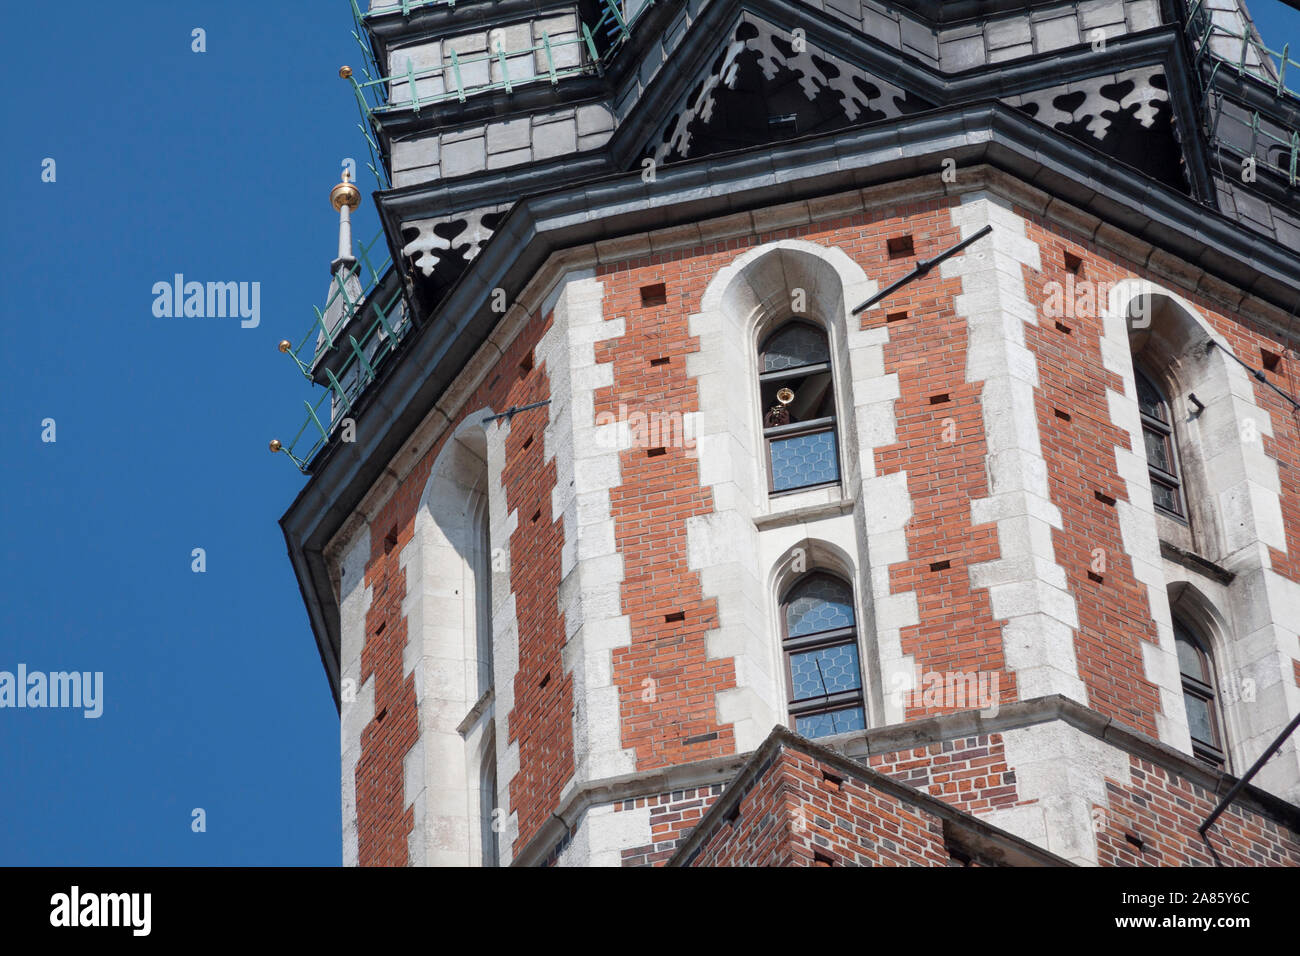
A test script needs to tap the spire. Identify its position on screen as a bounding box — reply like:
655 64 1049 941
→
330 168 362 272
316 169 365 364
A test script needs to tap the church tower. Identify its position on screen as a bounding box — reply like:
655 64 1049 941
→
278 0 1300 866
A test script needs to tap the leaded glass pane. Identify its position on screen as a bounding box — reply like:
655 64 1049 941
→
1184 692 1215 746
785 576 855 637
1136 368 1168 422
770 430 839 492
1151 478 1179 515
1143 425 1174 474
789 642 863 701
762 323 830 372
796 705 866 739
1175 624 1206 682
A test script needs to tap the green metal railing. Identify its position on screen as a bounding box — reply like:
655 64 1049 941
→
1185 3 1300 186
1186 0 1299 97
276 2 658 470
345 0 654 123
276 231 409 471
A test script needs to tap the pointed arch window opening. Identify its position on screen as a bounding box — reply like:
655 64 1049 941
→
780 572 866 739
1134 364 1186 521
759 320 841 495
1174 615 1227 771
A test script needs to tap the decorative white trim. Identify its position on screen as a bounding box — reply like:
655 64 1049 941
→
539 271 639 786
339 526 374 868
946 193 1086 704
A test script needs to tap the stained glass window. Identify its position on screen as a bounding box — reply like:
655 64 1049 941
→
760 320 840 494
781 573 866 741
770 430 840 492
785 574 855 637
761 321 831 372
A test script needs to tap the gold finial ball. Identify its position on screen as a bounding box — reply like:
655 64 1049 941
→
278 339 292 353
269 439 282 453
339 65 353 79
331 177 362 212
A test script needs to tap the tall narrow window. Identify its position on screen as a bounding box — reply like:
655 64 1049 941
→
479 742 499 867
759 321 841 494
780 572 866 739
1134 365 1184 519
1174 616 1226 770
473 497 493 698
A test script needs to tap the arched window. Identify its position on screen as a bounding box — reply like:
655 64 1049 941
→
1134 364 1185 519
1174 615 1226 770
780 572 865 738
759 321 840 494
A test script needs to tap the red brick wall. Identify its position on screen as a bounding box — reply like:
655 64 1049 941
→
681 734 1300 866
597 266 735 770
1020 224 1163 737
686 746 961 866
859 208 1015 719
617 784 725 866
1094 756 1300 866
353 308 568 864
867 734 1024 816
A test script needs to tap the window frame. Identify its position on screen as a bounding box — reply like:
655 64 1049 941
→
758 320 843 497
778 571 866 738
1134 364 1187 521
1174 616 1227 770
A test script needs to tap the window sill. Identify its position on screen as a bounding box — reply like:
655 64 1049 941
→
755 493 854 531
456 686 495 737
1159 539 1235 586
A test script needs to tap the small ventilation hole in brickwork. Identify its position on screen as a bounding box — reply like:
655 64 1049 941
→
1262 348 1282 373
929 560 951 572
640 283 667 307
650 356 670 367
887 235 914 259
1125 831 1145 850
1054 408 1072 422
1094 490 1117 507
647 447 667 457
683 731 718 745
519 352 534 375
1064 251 1083 273
374 621 386 636
539 672 551 689
812 850 836 866
665 611 685 623
822 770 843 791
1055 321 1072 334
929 393 950 405
522 434 533 451
531 508 541 523
887 310 908 323
383 526 398 554
1088 571 1105 584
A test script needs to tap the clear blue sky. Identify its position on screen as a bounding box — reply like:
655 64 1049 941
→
4 0 1300 867
1 2 371 865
